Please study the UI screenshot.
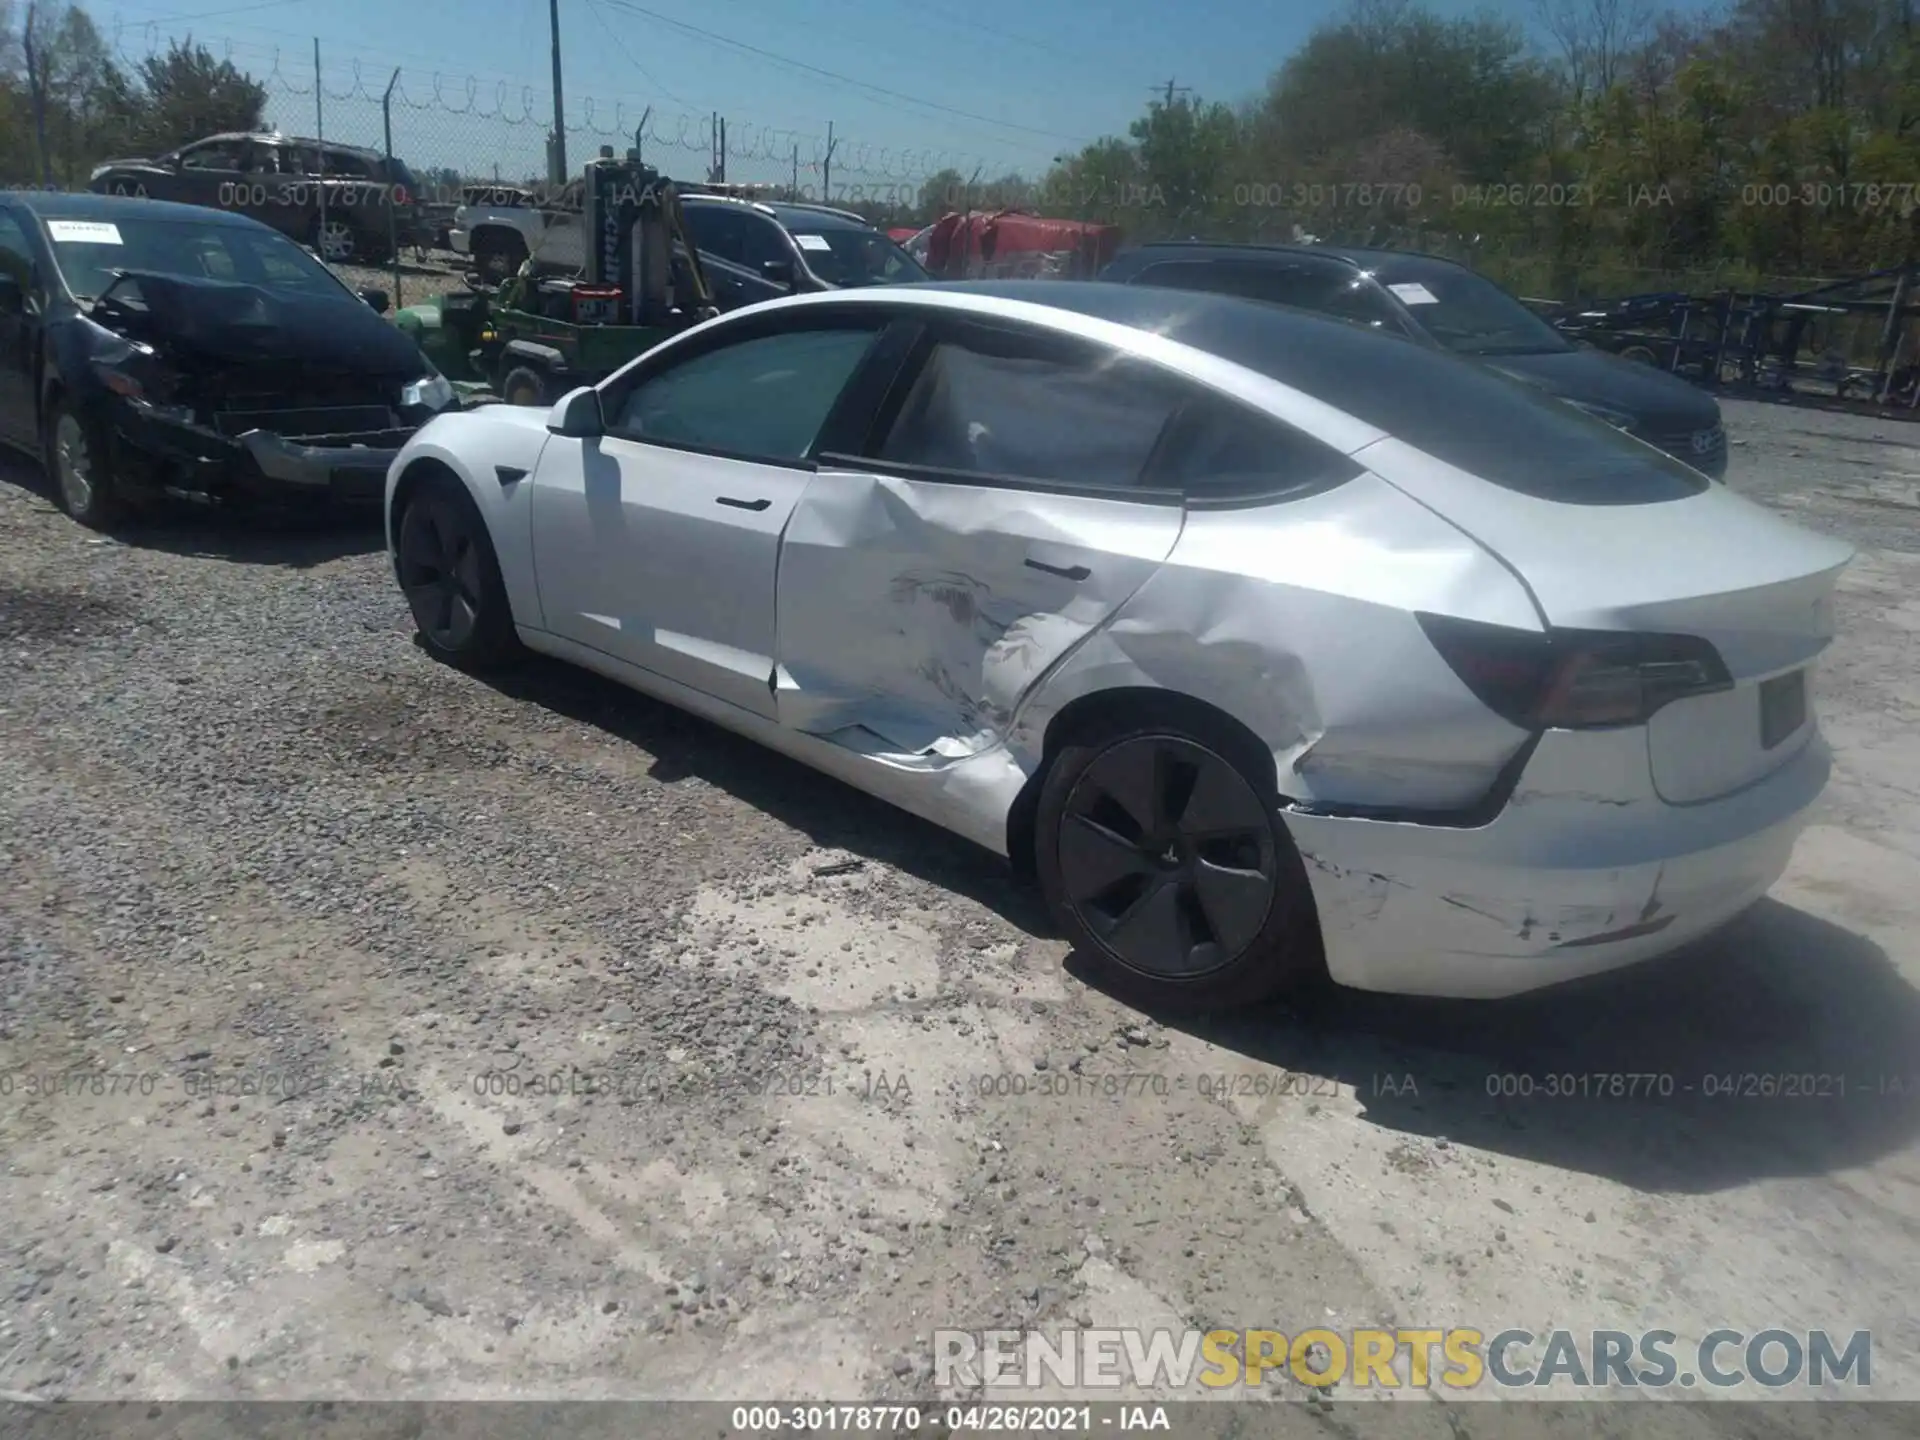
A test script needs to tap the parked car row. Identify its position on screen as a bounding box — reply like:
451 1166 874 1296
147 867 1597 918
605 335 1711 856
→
5 182 1819 1015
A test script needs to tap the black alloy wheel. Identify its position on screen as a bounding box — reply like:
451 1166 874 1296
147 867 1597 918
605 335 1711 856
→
395 478 520 671
1037 724 1322 1008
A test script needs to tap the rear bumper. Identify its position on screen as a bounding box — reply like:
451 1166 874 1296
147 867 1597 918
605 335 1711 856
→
114 400 412 506
1286 726 1829 999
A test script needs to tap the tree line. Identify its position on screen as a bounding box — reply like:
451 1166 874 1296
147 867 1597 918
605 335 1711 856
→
915 0 1920 295
7 0 1918 297
1 0 265 186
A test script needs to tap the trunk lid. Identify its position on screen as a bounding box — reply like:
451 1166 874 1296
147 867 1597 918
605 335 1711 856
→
1358 437 1854 803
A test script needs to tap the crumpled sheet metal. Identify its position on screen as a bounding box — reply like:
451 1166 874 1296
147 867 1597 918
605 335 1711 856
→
1008 472 1543 813
777 467 1179 755
1286 727 1829 996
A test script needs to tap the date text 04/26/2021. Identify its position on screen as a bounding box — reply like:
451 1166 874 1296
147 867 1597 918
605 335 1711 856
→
727 1405 1172 1432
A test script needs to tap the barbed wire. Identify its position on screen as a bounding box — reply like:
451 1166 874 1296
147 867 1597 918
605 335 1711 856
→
106 20 1004 184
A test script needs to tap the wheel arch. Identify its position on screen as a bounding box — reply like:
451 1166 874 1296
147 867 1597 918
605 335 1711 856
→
1005 684 1281 885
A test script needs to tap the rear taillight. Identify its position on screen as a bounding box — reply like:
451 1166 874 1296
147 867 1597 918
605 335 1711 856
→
1417 613 1732 729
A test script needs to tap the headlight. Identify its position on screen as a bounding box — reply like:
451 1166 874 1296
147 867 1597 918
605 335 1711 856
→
1563 397 1636 430
401 374 456 411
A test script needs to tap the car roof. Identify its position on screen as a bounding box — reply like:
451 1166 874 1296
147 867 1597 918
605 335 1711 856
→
192 131 384 159
682 194 879 234
1 189 266 228
766 279 1432 386
1117 240 1472 280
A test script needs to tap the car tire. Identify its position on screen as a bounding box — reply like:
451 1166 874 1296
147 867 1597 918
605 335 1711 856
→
310 213 361 265
1035 715 1324 1011
472 231 528 285
43 398 122 531
499 366 549 407
395 474 523 672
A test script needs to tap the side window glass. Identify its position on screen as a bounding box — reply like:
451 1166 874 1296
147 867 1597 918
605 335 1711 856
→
682 206 745 264
612 326 879 461
1318 278 1407 333
1166 395 1362 502
180 141 244 171
0 213 35 291
739 217 790 268
875 330 1182 489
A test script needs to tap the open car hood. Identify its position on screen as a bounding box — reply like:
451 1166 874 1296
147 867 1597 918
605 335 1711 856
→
99 269 426 376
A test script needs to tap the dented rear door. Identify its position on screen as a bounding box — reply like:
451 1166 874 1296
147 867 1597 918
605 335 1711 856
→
775 316 1190 762
775 472 1182 758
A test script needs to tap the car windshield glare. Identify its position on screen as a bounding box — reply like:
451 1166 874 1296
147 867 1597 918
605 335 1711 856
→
1378 265 1573 357
46 215 342 302
797 228 928 286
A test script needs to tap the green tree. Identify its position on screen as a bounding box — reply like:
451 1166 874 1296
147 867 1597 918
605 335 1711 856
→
115 36 266 152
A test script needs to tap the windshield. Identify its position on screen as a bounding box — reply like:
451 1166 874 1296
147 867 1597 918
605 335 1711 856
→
1377 264 1573 357
42 214 347 303
794 227 928 287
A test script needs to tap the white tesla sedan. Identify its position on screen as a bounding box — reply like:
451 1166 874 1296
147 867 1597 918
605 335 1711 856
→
383 282 1851 1005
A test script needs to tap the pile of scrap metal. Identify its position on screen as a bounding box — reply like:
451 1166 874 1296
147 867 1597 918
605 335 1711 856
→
1553 263 1920 409
918 210 1122 280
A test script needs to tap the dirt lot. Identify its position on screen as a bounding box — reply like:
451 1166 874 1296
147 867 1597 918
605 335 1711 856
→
1 397 1918 1431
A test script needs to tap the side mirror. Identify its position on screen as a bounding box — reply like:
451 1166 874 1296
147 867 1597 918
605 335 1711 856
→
760 258 794 287
547 385 604 437
0 273 23 316
359 287 390 314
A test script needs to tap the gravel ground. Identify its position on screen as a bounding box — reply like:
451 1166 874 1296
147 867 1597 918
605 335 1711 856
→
1 396 1918 1432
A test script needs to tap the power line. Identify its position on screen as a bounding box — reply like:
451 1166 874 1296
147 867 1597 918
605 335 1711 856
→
113 0 310 25
597 0 1090 147
583 0 694 110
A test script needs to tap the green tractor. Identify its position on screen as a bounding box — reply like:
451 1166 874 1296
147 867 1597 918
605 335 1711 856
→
393 151 718 407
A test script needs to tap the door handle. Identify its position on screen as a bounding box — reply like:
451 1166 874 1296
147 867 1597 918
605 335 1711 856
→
1025 556 1090 581
716 496 771 511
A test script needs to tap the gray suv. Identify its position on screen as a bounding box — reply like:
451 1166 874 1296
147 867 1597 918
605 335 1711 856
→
90 131 423 267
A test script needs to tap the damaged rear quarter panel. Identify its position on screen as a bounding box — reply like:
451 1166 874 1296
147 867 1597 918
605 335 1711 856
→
1008 469 1542 812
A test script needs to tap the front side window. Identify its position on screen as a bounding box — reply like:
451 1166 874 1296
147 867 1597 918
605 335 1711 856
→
0 212 36 294
875 326 1182 490
681 205 750 265
179 140 246 171
611 325 880 462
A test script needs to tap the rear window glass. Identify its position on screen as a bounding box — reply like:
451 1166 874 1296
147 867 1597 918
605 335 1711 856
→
1148 300 1711 505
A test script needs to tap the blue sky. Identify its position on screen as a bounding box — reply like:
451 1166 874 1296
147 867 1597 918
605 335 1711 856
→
91 0 1709 193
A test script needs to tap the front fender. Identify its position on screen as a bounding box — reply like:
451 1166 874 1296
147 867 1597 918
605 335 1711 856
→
385 407 556 630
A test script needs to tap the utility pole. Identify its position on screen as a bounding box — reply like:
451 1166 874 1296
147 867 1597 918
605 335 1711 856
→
22 4 51 188
822 122 838 204
1158 77 1190 108
548 0 568 185
791 143 799 201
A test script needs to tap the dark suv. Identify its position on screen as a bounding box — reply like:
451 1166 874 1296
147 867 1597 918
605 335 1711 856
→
679 196 928 308
1099 242 1728 480
89 132 422 268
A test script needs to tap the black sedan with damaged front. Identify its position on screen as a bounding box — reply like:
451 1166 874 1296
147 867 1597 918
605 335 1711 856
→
0 191 457 529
